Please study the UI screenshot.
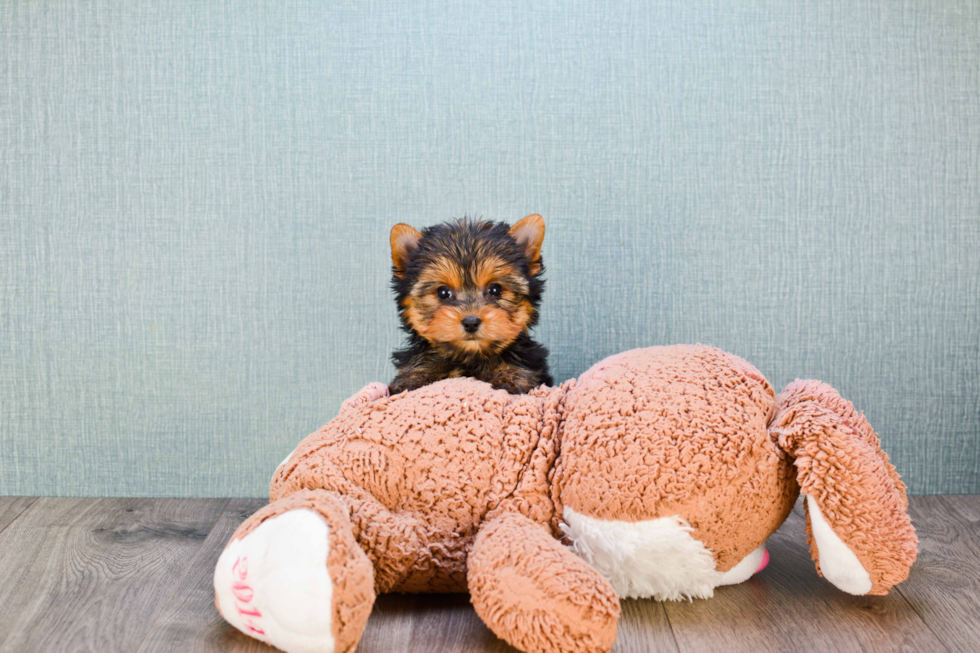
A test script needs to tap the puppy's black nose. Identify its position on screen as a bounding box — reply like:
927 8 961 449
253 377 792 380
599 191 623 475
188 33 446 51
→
462 316 482 333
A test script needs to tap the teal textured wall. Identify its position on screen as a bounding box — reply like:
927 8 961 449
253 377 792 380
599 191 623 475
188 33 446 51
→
2 0 978 497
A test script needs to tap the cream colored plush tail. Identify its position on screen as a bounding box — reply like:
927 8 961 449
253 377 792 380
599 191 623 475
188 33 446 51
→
770 380 917 595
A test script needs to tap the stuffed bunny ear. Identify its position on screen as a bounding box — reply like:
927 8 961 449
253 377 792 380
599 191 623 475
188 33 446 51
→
770 380 917 596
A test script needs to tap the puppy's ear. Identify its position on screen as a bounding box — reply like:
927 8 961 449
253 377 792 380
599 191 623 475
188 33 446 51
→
390 224 422 277
508 214 545 273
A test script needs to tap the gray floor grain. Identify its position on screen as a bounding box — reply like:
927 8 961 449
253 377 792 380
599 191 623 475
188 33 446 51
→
0 498 226 653
614 599 679 653
0 496 36 534
0 496 976 652
405 593 518 653
356 594 416 653
896 495 980 653
663 506 948 653
137 499 268 653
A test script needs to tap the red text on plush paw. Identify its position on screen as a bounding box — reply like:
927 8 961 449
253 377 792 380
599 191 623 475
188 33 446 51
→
230 556 266 637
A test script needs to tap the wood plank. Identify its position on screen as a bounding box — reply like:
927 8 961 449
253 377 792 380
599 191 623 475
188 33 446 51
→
141 516 675 653
944 495 980 521
140 498 428 653
406 593 517 653
1 496 975 652
0 497 226 653
138 499 498 653
371 587 679 652
0 497 36 534
358 594 416 653
613 599 679 653
663 503 947 652
136 498 268 653
895 495 980 652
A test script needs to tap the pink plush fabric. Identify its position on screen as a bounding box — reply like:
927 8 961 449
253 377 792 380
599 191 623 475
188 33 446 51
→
216 344 917 653
557 345 798 571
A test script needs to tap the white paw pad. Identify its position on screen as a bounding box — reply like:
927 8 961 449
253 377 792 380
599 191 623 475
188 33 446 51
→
215 509 336 653
806 495 873 595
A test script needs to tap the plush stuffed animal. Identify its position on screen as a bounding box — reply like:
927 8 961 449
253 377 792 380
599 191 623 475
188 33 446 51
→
214 345 916 653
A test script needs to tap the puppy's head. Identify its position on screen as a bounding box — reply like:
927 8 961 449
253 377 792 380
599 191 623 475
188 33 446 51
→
390 215 546 357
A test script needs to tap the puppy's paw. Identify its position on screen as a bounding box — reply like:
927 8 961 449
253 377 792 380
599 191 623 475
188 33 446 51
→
341 382 390 413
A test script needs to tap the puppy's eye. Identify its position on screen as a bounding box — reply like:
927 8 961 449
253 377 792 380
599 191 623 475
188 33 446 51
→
437 286 453 301
486 283 503 298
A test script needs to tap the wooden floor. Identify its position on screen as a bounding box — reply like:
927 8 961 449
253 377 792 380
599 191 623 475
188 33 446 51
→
0 496 977 653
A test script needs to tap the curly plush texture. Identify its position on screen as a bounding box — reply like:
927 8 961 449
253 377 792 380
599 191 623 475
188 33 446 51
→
223 489 376 653
216 344 916 653
468 512 619 653
557 346 799 572
271 380 560 593
771 380 918 594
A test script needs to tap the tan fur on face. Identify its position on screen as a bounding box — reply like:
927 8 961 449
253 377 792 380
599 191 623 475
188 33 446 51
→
419 305 522 355
402 257 465 339
424 305 469 344
401 294 439 339
477 305 531 351
404 254 534 355
475 258 530 298
475 256 514 290
417 256 465 292
405 301 531 355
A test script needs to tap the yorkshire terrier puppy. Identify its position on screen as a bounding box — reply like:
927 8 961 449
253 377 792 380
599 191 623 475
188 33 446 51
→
389 215 553 395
